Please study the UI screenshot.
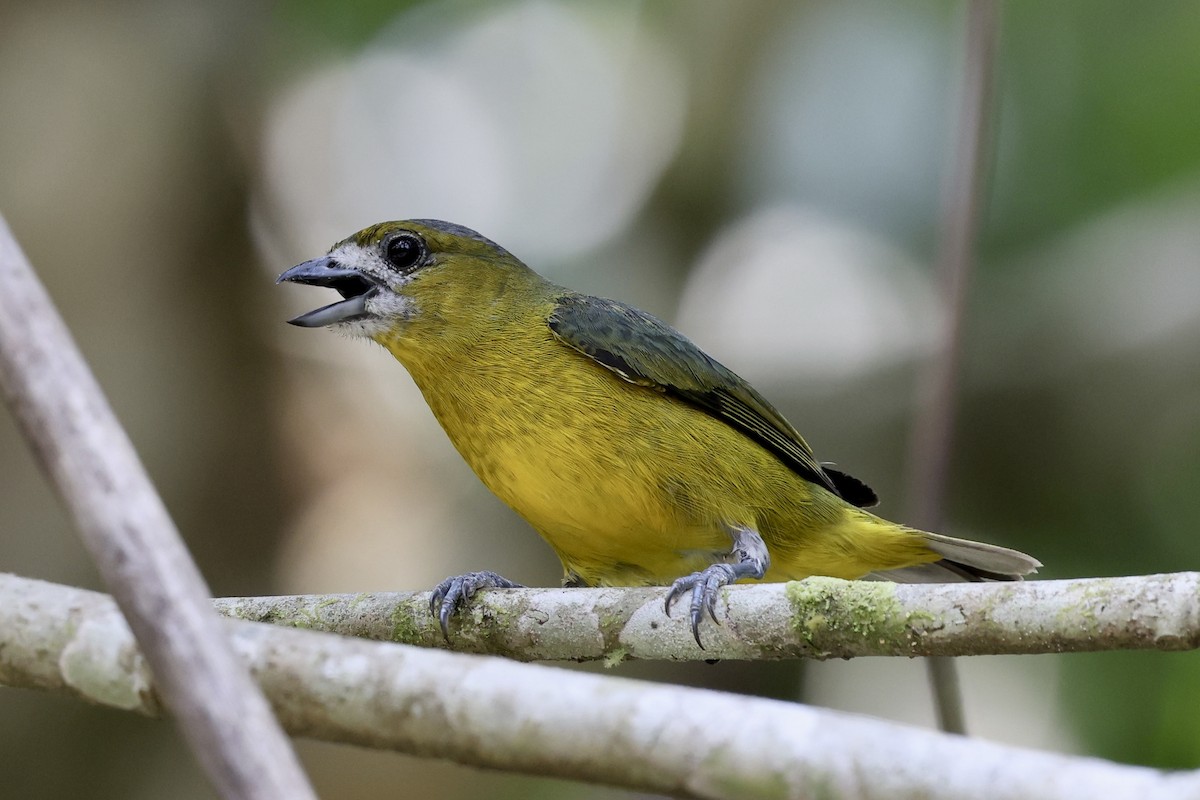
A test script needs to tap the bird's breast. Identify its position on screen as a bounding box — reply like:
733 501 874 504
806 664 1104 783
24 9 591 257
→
400 333 736 582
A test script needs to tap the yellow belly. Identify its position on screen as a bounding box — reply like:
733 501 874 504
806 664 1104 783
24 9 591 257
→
426 365 738 584
390 321 938 587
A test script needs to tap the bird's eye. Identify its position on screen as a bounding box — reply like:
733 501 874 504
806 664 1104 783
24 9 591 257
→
384 234 425 273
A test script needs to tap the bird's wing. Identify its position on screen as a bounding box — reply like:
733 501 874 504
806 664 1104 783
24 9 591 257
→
547 293 877 507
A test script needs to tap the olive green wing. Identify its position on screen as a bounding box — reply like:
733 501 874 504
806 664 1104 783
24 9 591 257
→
547 294 877 507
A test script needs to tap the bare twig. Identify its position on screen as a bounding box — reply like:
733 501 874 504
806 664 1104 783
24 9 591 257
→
0 218 314 800
909 0 1003 734
3 573 1197 800
207 572 1200 662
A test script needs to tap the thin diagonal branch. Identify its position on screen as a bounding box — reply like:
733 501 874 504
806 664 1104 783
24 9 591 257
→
3 573 1197 800
0 217 314 799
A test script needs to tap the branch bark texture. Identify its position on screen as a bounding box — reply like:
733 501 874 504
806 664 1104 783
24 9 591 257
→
213 572 1200 663
0 218 314 799
3 573 1197 800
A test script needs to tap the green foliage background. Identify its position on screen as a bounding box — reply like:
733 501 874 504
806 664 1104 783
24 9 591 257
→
1 1 1197 797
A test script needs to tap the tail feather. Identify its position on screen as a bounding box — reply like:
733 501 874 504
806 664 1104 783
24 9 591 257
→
870 531 1041 583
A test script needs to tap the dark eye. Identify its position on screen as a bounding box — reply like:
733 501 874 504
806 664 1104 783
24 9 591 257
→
384 234 425 273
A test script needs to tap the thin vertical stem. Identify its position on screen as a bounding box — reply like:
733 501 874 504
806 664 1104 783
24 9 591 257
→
907 0 1002 735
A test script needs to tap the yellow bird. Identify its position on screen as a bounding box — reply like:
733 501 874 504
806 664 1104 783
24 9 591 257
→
279 219 1039 645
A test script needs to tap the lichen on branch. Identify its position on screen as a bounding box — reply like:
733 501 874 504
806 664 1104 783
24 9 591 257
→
213 572 1200 663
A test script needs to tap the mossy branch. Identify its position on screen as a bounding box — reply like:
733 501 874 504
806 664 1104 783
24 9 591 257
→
4 571 1200 800
210 572 1200 663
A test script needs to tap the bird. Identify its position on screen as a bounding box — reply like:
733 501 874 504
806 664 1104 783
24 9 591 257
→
278 219 1040 646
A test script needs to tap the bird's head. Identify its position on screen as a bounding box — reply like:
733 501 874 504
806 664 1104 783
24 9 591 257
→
278 219 536 347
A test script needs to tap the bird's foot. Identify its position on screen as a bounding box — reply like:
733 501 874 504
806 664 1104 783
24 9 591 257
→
664 525 769 649
429 571 524 640
664 564 740 649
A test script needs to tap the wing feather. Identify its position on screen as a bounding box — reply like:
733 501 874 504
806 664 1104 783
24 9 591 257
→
547 294 877 506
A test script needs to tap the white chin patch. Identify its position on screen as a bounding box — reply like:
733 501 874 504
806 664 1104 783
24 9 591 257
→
334 291 415 339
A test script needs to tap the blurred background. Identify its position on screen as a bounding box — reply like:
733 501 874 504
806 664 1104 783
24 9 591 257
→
2 1 1199 797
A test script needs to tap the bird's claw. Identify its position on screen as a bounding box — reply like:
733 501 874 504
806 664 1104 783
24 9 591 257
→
663 563 739 649
429 571 524 640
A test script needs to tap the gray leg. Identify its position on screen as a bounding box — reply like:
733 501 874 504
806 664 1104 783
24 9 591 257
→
664 525 770 648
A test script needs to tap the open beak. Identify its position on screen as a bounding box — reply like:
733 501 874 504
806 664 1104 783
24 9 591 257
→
277 256 381 327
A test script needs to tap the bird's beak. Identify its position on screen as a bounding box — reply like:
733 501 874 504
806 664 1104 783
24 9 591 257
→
277 256 381 327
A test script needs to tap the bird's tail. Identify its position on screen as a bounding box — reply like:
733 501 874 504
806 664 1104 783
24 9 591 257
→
868 530 1041 583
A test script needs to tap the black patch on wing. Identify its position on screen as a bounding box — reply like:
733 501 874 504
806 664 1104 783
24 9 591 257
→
823 468 878 508
548 294 877 507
